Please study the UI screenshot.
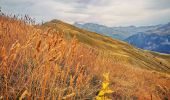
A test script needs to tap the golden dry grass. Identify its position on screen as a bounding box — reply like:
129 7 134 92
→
0 14 170 100
0 15 99 99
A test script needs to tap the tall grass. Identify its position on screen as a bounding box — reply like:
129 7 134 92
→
0 13 170 100
0 15 100 99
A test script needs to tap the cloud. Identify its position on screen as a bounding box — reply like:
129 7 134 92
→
147 0 170 10
0 0 170 26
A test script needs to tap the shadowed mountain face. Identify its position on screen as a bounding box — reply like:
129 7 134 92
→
125 33 170 53
125 22 170 54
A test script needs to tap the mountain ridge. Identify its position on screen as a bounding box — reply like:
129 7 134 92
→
74 22 162 40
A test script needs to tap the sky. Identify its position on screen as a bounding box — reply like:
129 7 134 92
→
1 0 170 26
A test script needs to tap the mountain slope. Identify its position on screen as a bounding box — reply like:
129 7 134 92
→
43 19 170 74
41 20 170 99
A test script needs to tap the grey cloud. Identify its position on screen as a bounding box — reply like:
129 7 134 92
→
147 0 170 10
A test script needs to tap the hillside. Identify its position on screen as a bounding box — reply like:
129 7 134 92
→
1 16 170 99
44 19 170 74
41 20 170 99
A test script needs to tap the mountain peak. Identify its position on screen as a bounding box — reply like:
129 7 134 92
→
50 19 65 24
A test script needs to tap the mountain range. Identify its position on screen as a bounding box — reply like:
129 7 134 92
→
74 22 170 54
74 22 161 40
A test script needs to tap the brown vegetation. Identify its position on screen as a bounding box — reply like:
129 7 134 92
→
0 14 170 100
0 15 99 99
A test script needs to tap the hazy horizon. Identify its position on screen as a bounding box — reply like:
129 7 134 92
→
1 0 170 27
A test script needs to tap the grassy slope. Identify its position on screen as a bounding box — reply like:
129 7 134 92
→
1 16 170 99
42 19 170 74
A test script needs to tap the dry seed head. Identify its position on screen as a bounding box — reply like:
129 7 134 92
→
36 40 41 52
10 41 20 54
19 90 30 100
1 46 7 60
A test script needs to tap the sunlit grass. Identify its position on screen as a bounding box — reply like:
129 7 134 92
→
0 14 170 99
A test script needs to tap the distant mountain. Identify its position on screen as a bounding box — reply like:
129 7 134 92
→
74 22 160 40
125 22 170 54
74 22 124 40
145 22 170 35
